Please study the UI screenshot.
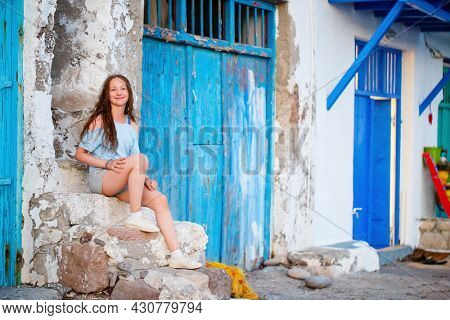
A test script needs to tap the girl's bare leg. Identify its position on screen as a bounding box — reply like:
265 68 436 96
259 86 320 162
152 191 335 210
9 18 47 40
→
102 153 148 212
116 188 179 251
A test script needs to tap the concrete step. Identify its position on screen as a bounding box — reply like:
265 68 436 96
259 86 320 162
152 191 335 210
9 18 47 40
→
377 245 413 266
287 241 380 278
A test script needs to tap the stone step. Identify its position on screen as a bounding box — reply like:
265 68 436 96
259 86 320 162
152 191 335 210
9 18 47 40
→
377 245 413 266
287 241 380 278
29 192 210 297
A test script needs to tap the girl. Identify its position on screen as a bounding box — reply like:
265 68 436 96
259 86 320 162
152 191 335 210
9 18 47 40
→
75 74 201 270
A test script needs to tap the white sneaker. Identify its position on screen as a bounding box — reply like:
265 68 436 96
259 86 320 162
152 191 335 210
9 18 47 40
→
125 211 160 233
169 250 202 270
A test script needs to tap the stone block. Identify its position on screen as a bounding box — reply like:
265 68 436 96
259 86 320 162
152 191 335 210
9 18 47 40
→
107 226 159 241
288 241 379 274
419 219 436 232
201 268 231 300
436 219 450 232
58 243 110 293
420 231 448 250
111 279 159 300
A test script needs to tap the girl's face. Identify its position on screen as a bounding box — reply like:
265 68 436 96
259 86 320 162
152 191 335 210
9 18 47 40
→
109 77 129 108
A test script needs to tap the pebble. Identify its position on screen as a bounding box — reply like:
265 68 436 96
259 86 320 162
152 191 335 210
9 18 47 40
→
305 275 332 289
94 238 106 247
287 267 311 280
80 232 92 244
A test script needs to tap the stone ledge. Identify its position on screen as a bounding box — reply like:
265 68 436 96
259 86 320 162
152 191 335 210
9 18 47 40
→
287 241 380 278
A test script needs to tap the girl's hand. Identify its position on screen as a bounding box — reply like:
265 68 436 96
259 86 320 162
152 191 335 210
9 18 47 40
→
145 178 158 191
106 157 126 173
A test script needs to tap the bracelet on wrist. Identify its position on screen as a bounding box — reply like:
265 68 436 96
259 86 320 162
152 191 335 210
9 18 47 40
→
105 160 110 169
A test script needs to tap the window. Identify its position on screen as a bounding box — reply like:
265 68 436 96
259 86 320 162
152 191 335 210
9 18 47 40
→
144 0 271 48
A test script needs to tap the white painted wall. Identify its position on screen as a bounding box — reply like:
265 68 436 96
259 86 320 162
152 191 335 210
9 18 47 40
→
279 0 450 253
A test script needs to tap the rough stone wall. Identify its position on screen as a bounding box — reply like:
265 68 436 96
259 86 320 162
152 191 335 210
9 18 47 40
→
419 218 450 251
22 0 144 284
272 3 316 260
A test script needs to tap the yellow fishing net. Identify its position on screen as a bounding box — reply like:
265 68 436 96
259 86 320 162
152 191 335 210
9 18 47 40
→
206 261 259 300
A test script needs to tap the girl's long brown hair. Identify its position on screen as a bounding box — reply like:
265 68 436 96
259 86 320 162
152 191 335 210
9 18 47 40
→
80 74 136 151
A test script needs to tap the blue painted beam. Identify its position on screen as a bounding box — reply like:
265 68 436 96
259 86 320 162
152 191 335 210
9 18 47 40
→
406 0 450 22
327 0 406 109
421 25 450 31
354 2 397 11
419 71 450 115
374 9 426 17
236 0 275 12
144 25 272 58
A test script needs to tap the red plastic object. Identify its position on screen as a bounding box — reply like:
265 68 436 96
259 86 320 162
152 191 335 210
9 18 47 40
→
423 152 450 217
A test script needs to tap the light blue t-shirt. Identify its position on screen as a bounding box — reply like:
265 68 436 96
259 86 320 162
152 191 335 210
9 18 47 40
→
79 117 140 171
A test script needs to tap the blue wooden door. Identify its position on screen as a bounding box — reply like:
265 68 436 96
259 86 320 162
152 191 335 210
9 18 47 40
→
141 38 269 268
353 97 391 248
0 0 23 287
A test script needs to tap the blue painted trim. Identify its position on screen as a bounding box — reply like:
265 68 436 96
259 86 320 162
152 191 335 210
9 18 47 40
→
327 0 405 110
218 0 222 39
225 0 235 42
264 9 276 261
420 26 450 32
236 0 275 12
395 98 401 245
15 0 24 286
143 26 273 58
238 3 242 42
419 71 450 115
209 0 213 37
354 2 398 11
200 0 204 36
355 90 401 99
176 0 187 31
262 9 265 47
254 7 258 45
146 0 152 25
406 0 450 22
246 5 250 43
169 0 173 29
157 0 162 26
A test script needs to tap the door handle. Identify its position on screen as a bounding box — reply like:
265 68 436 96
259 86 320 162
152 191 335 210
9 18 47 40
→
352 208 362 219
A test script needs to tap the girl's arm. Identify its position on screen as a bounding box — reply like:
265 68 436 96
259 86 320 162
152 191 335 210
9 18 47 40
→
75 147 109 169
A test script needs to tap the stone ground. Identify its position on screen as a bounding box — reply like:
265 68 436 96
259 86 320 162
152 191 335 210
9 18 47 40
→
247 260 450 300
1 260 449 300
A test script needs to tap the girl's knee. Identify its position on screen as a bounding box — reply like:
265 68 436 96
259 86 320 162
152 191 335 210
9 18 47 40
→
128 153 149 171
153 194 169 208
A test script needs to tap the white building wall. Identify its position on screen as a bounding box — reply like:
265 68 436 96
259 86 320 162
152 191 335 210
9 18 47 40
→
274 0 450 255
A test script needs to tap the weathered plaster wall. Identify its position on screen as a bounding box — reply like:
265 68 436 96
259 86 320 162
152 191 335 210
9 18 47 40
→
272 1 316 260
22 0 59 284
22 0 144 284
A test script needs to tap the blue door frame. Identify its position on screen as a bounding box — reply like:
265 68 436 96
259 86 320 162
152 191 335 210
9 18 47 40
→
141 0 276 270
353 41 402 247
0 0 24 287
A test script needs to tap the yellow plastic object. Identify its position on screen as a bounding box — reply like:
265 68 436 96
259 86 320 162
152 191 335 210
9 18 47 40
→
438 170 449 185
206 261 259 300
